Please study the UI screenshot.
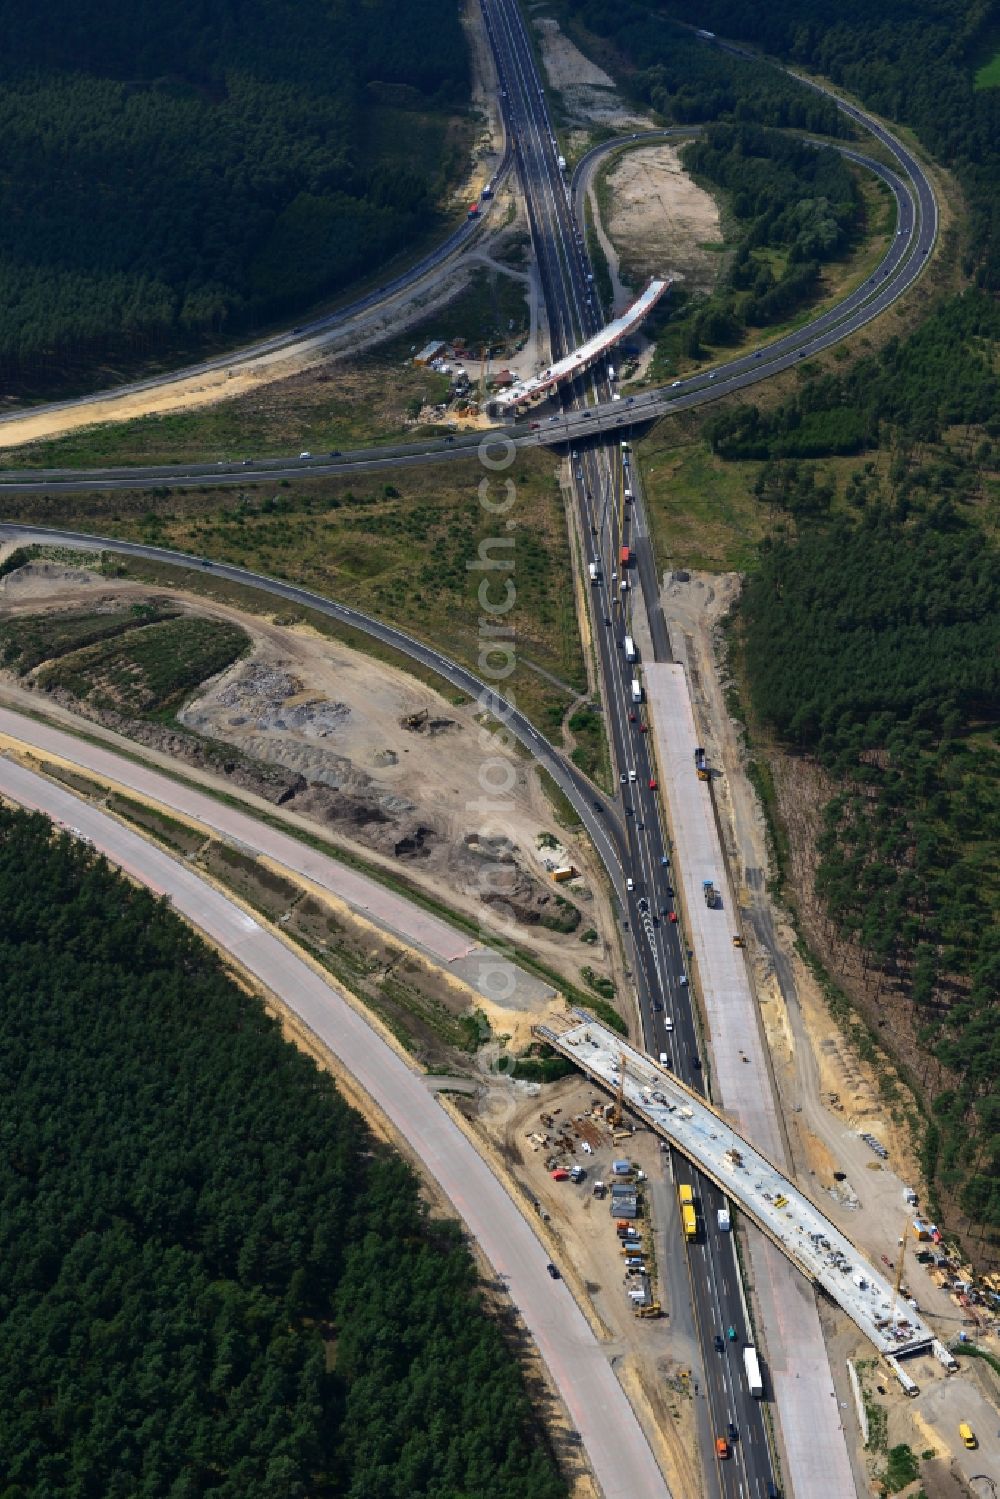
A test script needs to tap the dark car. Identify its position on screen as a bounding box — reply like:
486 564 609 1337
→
728 1422 738 1443
691 1055 702 1070
329 449 342 457
714 1334 724 1352
546 1262 560 1280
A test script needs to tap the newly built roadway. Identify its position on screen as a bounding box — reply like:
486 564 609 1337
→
0 20 941 1499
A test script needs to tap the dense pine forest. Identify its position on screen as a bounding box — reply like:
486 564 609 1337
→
648 0 1000 287
561 0 1000 1245
0 808 566 1498
741 509 999 1240
650 124 860 364
0 0 469 386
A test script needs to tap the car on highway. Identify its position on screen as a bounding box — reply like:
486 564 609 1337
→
628 769 636 782
648 776 657 789
620 772 628 784
668 911 677 923
715 1437 730 1460
546 1262 560 1280
728 1422 738 1443
299 451 312 459
714 1334 724 1352
625 877 634 892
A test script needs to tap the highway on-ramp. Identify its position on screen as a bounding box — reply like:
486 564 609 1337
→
0 751 672 1499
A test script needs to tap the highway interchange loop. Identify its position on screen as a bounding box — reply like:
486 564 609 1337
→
0 32 939 1499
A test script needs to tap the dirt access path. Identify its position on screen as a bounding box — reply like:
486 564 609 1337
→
660 569 1000 1485
469 1071 708 1499
0 563 619 993
0 0 508 453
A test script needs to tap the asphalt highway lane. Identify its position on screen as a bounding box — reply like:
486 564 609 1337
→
0 752 671 1499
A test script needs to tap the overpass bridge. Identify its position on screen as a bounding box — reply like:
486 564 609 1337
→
491 278 669 411
534 1009 935 1359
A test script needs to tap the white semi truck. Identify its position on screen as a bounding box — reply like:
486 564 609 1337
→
743 1345 764 1398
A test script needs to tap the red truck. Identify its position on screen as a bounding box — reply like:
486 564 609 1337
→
620 545 631 566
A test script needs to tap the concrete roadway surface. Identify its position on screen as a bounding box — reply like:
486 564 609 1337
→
0 65 936 498
479 0 781 1490
0 752 672 1499
481 0 782 1486
0 704 553 1010
0 520 626 896
0 146 514 443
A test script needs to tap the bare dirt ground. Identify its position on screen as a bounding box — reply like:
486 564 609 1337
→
0 563 619 992
660 568 1000 1488
466 1070 707 1499
532 13 655 134
604 145 723 297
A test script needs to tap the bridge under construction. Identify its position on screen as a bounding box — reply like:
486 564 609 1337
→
491 278 669 411
534 1009 935 1359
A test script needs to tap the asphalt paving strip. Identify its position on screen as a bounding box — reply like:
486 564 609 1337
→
0 751 671 1499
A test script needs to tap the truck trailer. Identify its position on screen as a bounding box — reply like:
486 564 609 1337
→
743 1345 764 1398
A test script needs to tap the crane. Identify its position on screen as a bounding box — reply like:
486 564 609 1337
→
608 1050 627 1128
889 1213 909 1328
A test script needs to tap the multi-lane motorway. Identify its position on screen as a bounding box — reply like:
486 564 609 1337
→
478 0 785 1491
0 66 934 499
0 23 940 1499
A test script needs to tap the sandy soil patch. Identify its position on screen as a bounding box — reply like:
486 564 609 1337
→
533 15 654 130
604 145 723 296
468 1071 706 1498
0 565 619 992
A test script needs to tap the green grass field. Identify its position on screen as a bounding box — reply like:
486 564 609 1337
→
974 48 1000 89
37 616 250 717
3 450 585 739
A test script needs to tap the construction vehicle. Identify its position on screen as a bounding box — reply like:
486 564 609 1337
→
635 1302 662 1318
551 865 576 883
694 746 709 780
703 879 718 908
959 1422 977 1449
732 934 744 948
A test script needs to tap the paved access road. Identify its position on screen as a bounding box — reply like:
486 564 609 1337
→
0 85 935 499
0 704 553 1009
0 752 670 1499
0 520 626 893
